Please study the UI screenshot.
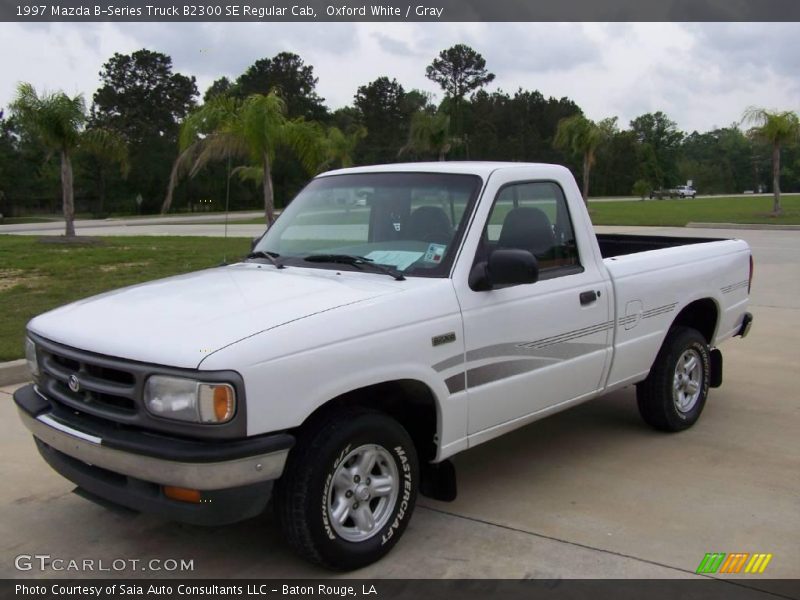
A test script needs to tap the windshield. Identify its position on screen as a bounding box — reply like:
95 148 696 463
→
255 172 483 277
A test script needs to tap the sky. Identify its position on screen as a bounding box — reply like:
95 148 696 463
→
1 21 798 133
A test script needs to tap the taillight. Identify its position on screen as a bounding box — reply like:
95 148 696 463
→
748 254 754 294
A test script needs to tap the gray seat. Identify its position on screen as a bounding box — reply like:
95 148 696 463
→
404 206 453 244
497 207 555 258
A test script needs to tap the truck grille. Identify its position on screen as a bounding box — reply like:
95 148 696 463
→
28 333 248 440
38 340 139 419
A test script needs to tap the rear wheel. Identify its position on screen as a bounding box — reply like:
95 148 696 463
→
636 326 710 431
273 408 419 570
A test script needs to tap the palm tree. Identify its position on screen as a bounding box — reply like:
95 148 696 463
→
164 91 322 225
11 83 85 236
318 125 367 171
400 111 459 162
742 107 800 216
9 84 128 234
554 115 617 205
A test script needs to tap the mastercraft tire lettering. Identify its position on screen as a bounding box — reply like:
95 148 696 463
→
382 446 412 546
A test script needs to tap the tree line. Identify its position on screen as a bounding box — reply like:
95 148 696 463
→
1 44 798 235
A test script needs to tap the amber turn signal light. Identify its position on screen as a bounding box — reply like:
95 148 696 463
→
213 385 235 422
197 383 236 423
163 486 202 503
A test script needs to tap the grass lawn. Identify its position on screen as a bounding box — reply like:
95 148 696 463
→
588 194 800 226
0 235 250 362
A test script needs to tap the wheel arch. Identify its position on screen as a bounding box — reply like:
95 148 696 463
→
294 379 440 464
669 297 720 344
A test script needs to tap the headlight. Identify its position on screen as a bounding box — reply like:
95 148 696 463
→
144 375 236 424
25 337 39 379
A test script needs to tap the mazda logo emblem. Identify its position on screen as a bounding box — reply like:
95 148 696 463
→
68 374 81 393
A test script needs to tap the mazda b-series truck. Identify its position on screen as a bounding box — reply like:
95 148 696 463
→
15 162 753 569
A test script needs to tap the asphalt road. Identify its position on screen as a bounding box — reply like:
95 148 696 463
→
1 225 798 586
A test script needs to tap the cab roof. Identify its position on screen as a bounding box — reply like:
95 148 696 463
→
318 161 571 180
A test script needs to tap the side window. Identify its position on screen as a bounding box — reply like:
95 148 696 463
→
482 182 581 276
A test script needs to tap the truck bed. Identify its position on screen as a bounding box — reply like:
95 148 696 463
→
598 231 751 390
597 233 723 258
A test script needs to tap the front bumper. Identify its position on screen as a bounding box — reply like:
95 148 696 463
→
14 384 294 525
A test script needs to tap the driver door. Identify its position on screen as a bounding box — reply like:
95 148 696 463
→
452 174 612 438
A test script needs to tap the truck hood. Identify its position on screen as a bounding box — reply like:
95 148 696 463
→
28 263 402 369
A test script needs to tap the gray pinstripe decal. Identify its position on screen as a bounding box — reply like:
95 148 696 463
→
433 354 466 373
433 321 613 373
465 358 560 389
444 373 466 394
443 345 608 394
721 280 749 294
438 301 679 394
518 322 615 349
642 302 678 319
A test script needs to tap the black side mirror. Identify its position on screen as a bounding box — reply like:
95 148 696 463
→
469 249 539 291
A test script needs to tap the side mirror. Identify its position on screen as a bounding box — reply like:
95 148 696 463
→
469 249 539 291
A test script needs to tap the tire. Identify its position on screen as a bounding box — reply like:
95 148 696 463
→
636 326 710 432
273 407 419 570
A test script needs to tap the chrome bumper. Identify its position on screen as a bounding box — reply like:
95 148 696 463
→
17 408 290 491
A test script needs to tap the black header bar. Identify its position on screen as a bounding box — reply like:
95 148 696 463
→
2 0 800 22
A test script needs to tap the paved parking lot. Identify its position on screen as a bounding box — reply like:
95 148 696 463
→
1 225 798 583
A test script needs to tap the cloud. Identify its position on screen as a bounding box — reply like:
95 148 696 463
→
479 23 600 75
371 32 426 58
1 21 798 135
691 23 800 79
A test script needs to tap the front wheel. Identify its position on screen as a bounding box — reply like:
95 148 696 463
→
636 326 710 431
273 408 419 570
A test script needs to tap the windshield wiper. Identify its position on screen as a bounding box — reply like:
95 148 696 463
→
245 250 286 269
304 254 405 281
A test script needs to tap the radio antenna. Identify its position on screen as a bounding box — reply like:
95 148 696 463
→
222 155 231 265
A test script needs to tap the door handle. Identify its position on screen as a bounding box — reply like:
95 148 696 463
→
579 290 598 305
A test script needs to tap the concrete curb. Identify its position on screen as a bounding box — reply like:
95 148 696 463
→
686 222 800 231
0 359 28 387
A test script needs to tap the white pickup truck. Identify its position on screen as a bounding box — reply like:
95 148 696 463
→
16 163 753 570
650 185 698 199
